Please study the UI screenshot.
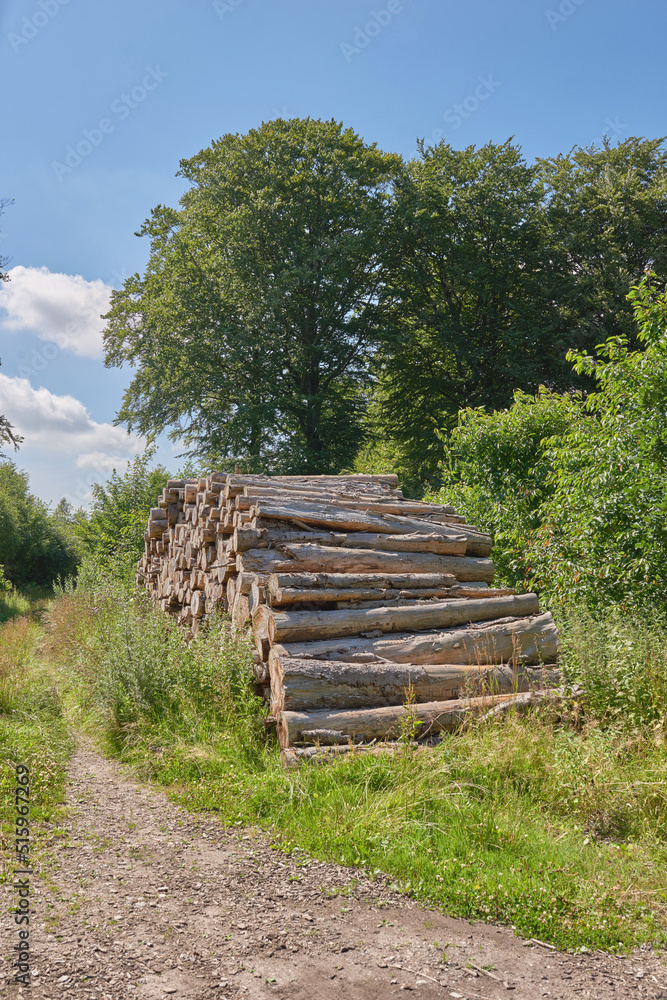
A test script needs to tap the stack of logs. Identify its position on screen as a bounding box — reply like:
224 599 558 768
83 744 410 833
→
138 473 559 754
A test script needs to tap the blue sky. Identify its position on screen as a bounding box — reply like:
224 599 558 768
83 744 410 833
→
0 0 665 504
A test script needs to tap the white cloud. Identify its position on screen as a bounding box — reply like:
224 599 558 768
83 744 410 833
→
74 451 133 474
0 374 143 466
0 265 112 359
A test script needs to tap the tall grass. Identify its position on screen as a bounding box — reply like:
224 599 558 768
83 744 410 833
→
46 576 266 768
0 613 72 859
560 605 667 728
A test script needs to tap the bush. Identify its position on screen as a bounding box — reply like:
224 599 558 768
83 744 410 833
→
0 463 80 587
432 274 667 609
75 450 171 573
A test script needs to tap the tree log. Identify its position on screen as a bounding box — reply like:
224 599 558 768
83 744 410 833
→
236 526 469 555
249 498 468 539
269 584 514 608
268 571 460 596
275 612 559 666
278 693 518 747
269 654 559 713
240 544 494 580
262 593 539 644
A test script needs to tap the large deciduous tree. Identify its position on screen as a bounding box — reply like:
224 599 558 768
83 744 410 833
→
373 139 561 487
537 137 667 351
103 118 400 473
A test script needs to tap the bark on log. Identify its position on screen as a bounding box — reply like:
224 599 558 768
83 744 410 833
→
269 655 559 713
236 527 469 555
262 593 539 645
278 693 518 747
275 611 559 666
273 473 400 486
268 571 460 592
250 498 468 539
241 544 493 580
269 584 514 608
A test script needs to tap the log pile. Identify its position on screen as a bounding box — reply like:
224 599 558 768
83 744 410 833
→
137 473 559 750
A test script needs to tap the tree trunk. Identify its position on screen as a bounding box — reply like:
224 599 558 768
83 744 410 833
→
240 543 494 579
278 693 519 747
249 498 470 539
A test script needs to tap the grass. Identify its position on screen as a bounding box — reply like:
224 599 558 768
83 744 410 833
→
0 583 53 624
39 575 667 953
0 613 73 884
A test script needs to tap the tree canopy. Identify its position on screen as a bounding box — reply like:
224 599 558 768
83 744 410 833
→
104 118 400 473
103 122 667 489
0 462 79 587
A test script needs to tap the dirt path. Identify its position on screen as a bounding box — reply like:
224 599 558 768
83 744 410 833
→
2 743 666 1000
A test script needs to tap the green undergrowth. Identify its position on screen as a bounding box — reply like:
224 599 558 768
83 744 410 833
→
0 582 54 624
44 578 667 953
0 615 73 881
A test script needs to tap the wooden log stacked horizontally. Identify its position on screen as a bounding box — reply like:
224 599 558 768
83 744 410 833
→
137 473 559 750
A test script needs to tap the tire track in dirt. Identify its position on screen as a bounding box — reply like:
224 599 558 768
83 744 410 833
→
2 742 666 999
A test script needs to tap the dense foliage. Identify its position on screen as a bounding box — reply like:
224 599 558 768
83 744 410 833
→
104 118 400 474
432 274 667 609
76 451 170 571
0 462 79 587
103 124 667 487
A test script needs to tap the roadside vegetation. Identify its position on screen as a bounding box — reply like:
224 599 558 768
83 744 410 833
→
0 610 72 886
36 574 667 953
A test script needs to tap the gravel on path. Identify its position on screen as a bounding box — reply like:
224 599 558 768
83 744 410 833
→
2 743 666 999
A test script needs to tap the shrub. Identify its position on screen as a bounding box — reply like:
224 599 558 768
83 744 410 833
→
432 274 667 609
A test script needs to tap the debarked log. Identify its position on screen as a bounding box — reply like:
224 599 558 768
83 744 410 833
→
261 593 539 645
275 612 559 666
269 654 559 713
